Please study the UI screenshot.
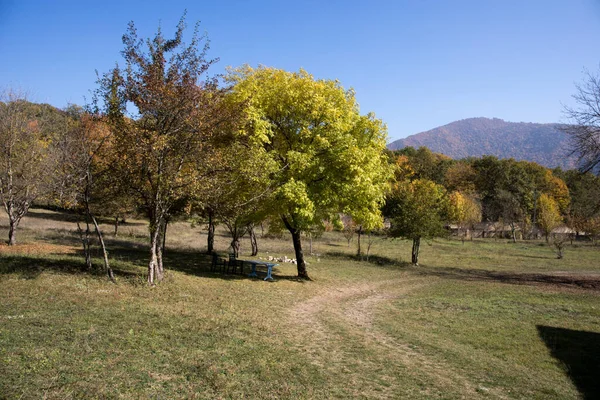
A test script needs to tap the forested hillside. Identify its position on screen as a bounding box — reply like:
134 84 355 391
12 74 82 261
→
388 117 576 169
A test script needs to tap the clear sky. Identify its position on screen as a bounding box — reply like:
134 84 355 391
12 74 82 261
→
2 0 600 142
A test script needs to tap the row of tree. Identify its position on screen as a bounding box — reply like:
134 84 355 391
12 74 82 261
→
2 16 599 280
0 16 390 283
380 146 600 263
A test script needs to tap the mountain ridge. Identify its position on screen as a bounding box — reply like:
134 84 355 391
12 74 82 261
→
387 117 576 169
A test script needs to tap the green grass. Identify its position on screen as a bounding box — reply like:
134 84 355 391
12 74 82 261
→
1 208 599 399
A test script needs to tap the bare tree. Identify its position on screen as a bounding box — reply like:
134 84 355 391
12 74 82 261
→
365 230 378 261
562 68 600 173
550 235 567 259
341 215 357 247
0 90 51 245
52 112 115 281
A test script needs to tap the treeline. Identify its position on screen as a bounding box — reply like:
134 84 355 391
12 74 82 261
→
383 146 600 262
2 16 598 282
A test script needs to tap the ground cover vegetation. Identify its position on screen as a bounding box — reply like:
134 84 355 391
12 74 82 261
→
0 209 599 399
2 14 600 399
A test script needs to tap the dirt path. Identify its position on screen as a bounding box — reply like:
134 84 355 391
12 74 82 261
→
287 277 508 399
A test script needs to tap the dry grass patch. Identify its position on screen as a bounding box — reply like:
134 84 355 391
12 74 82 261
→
0 242 77 256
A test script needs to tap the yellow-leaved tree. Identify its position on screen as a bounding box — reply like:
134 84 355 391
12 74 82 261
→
537 193 562 242
448 191 481 242
227 66 392 279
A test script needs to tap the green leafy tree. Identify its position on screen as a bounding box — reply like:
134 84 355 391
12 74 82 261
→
385 179 448 265
472 156 508 220
207 140 276 258
560 170 600 238
583 216 600 245
227 66 392 279
444 161 477 194
472 156 569 228
394 146 451 184
486 190 525 242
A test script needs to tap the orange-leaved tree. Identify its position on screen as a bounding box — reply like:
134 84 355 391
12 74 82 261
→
95 15 237 284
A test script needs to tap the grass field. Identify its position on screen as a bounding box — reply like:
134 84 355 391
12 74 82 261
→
1 208 599 399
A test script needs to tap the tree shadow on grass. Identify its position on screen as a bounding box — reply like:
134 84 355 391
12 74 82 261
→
0 254 140 281
0 226 303 283
325 251 409 269
160 249 302 282
412 265 600 291
537 326 600 399
325 242 346 248
25 208 146 226
0 244 304 283
519 254 556 260
39 228 149 250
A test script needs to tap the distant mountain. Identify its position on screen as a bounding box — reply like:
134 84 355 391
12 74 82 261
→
388 117 577 169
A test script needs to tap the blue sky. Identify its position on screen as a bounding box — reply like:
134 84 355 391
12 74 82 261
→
1 0 600 142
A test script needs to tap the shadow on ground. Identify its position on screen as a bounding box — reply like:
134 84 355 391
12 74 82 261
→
38 229 150 251
0 241 299 283
24 208 146 227
412 265 600 291
325 250 408 268
537 325 600 399
0 254 140 281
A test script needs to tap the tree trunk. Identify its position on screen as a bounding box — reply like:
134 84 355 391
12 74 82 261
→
411 237 420 265
282 216 309 279
91 214 115 282
78 173 95 270
291 229 309 279
114 217 119 237
148 219 162 285
148 244 158 285
207 210 215 254
157 219 166 281
231 238 240 258
511 223 517 243
77 221 93 270
161 218 168 256
366 232 373 261
309 234 313 255
8 217 18 246
156 243 164 281
250 225 258 256
356 226 363 257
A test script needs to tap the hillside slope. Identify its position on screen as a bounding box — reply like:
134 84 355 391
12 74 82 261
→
388 118 576 169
